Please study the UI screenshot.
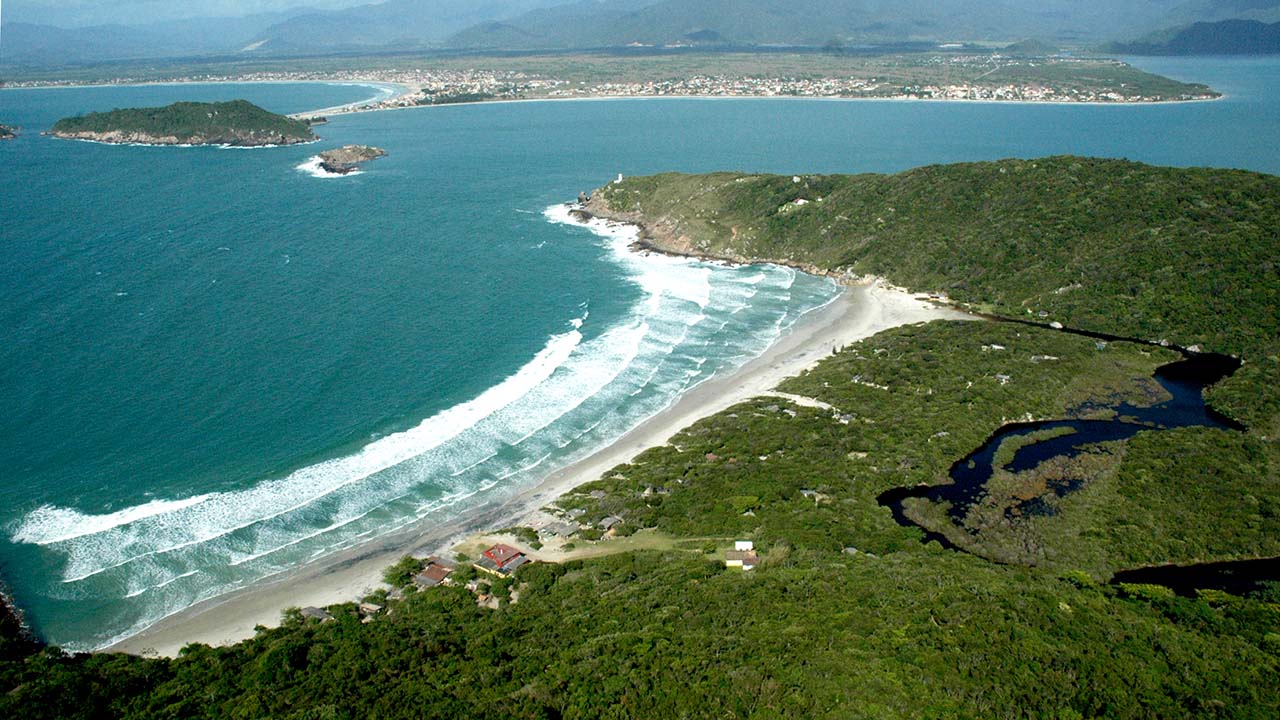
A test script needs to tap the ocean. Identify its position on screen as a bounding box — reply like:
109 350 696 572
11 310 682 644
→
1 57 1277 649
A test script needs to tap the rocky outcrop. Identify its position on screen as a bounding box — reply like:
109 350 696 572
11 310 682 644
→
48 128 311 146
574 191 850 283
0 125 16 140
317 145 388 174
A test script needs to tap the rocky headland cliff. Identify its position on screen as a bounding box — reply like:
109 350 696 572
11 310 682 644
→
573 184 847 282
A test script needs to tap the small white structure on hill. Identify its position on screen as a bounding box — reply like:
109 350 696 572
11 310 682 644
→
735 540 754 551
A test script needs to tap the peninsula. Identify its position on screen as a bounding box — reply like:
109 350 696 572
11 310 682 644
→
49 99 316 146
6 52 1219 116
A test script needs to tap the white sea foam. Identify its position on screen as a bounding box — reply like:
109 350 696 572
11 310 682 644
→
14 322 584 581
124 570 198 598
35 200 840 651
14 495 215 546
296 157 359 178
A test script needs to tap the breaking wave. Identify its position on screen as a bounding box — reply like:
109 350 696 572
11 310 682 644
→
13 203 838 650
296 157 358 178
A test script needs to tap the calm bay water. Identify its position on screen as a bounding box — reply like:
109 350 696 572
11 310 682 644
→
1 57 1276 649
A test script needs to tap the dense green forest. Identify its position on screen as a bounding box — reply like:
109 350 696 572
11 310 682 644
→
3 158 1278 718
51 100 315 145
592 158 1279 432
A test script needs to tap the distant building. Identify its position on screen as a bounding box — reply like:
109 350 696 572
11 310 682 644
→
358 602 383 616
725 550 759 570
300 606 333 622
541 521 580 537
599 515 623 531
735 540 755 552
413 563 454 588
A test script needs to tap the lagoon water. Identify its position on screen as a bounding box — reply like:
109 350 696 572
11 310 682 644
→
2 57 1277 649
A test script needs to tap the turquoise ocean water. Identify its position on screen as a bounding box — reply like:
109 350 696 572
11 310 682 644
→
1 57 1277 649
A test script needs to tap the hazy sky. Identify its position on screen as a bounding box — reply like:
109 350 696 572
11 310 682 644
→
4 0 373 27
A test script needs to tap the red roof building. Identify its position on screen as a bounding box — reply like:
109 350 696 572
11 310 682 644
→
483 543 524 569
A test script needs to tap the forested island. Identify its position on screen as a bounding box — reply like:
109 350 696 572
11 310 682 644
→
49 100 316 146
2 157 1277 718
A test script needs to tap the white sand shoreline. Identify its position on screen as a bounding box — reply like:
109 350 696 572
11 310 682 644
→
105 275 970 657
297 89 1221 123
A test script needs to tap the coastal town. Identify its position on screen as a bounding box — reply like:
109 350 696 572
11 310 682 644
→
2 54 1219 112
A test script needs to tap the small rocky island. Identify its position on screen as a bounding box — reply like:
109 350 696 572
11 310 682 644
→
50 100 316 146
0 125 16 140
317 145 387 174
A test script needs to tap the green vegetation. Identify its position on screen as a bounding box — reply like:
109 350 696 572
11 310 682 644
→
3 549 1279 719
50 100 315 146
595 157 1279 428
559 321 1279 576
2 157 1278 717
381 556 424 588
904 427 1280 575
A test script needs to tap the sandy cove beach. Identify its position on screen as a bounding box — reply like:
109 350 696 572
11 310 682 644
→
107 280 972 657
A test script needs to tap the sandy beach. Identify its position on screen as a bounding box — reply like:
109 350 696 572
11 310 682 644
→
107 279 971 657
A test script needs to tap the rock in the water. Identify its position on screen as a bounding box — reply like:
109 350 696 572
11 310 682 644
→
318 145 388 174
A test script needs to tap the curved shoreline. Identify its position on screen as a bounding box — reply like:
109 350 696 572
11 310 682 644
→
298 89 1223 122
104 226 971 657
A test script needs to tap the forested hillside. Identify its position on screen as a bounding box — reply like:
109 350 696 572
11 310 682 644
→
591 157 1280 431
51 100 315 146
3 158 1278 718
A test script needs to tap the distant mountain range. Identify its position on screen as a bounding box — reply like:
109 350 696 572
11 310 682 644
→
4 0 1280 66
1 9 317 66
0 1 564 65
1107 18 1280 53
443 0 1280 50
237 0 568 55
